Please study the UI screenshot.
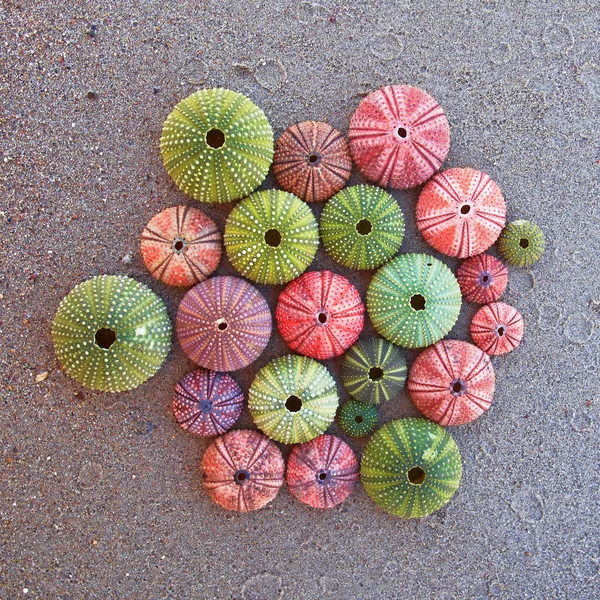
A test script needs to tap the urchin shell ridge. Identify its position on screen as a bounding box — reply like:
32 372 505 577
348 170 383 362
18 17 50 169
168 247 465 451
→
498 219 545 267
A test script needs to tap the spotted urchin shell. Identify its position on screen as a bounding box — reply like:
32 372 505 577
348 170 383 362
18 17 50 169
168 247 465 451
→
140 205 221 287
272 121 352 202
498 219 545 267
348 85 450 189
338 400 378 438
457 253 508 304
340 337 406 405
201 430 284 512
248 354 338 445
361 418 462 518
367 253 462 349
51 275 172 392
407 340 496 426
224 189 319 285
471 302 524 356
286 435 359 508
276 271 365 360
176 276 272 371
173 369 244 436
320 185 405 270
160 88 274 203
416 168 506 258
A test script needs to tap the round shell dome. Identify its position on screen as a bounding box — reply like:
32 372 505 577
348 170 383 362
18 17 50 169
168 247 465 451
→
337 400 379 438
470 302 524 355
498 219 545 267
457 253 508 304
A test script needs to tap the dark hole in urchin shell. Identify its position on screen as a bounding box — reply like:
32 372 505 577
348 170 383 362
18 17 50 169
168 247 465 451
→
410 294 427 311
408 466 426 485
356 219 372 235
496 325 506 337
285 395 303 412
307 152 321 165
355 415 363 424
216 319 228 331
519 238 530 249
396 127 408 139
199 400 213 413
206 128 225 149
264 228 282 247
369 366 384 381
95 328 116 349
480 272 493 287
317 311 328 324
234 469 250 485
450 379 466 396
316 469 331 484
172 237 186 253
460 204 471 215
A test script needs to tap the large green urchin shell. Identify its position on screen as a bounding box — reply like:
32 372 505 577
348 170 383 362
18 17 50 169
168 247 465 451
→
51 276 172 392
361 418 462 518
497 219 545 267
340 337 407 405
160 88 274 203
367 253 462 348
248 354 338 444
224 189 319 284
320 185 405 270
338 400 378 438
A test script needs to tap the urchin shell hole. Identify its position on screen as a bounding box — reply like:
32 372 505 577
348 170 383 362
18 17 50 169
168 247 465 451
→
410 294 427 311
369 366 384 381
234 469 250 484
460 204 471 215
216 318 228 331
519 238 530 249
206 128 225 149
264 228 282 247
355 415 364 424
496 325 506 337
199 400 213 413
356 219 372 235
316 469 331 483
451 379 466 396
95 328 116 349
482 274 490 283
317 311 328 324
307 152 321 165
397 127 408 139
285 395 303 412
408 466 426 485
172 237 187 253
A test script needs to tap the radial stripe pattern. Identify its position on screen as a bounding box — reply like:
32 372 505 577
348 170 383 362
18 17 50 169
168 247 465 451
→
457 253 508 304
470 302 524 355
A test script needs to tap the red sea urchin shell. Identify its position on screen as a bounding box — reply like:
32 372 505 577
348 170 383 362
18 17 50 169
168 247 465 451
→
407 340 496 426
457 253 508 304
140 205 221 287
276 270 364 360
176 276 272 371
416 168 506 258
201 430 284 512
272 121 352 202
348 85 450 189
471 302 524 355
286 435 359 509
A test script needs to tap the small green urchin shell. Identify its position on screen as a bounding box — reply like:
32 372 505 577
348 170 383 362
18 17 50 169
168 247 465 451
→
160 88 274 203
340 337 407 405
248 354 338 444
498 219 545 267
51 276 172 392
361 418 462 518
320 185 405 269
224 189 319 284
367 253 462 348
338 400 378 438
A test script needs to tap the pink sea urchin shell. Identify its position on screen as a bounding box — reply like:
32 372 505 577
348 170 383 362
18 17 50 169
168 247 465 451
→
276 270 364 360
471 302 524 356
407 340 496 426
286 434 359 509
457 253 508 304
348 84 450 189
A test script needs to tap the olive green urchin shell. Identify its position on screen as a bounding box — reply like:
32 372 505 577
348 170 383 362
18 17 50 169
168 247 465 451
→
51 276 172 392
367 253 462 348
248 354 339 444
320 185 405 270
338 400 378 438
361 418 462 518
224 189 319 284
160 88 274 203
498 219 545 267
341 337 407 405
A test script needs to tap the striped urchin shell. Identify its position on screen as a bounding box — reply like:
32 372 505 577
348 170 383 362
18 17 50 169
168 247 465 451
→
201 430 284 512
498 219 545 267
140 205 221 287
416 168 506 258
286 435 359 508
272 121 352 202
51 276 172 392
320 185 405 270
338 400 379 438
160 88 274 203
173 369 244 436
224 189 319 285
348 85 450 189
367 253 462 349
457 253 508 304
340 337 407 405
361 418 462 518
407 340 496 426
176 276 272 371
248 354 339 445
276 271 365 360
471 302 524 356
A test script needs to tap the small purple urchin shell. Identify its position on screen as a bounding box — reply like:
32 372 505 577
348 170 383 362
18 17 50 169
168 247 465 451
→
457 253 508 304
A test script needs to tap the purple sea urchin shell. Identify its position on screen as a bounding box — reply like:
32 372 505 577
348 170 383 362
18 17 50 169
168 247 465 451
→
457 253 508 304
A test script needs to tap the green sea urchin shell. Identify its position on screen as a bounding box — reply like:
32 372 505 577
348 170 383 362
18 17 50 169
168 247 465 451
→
248 354 338 444
320 185 405 269
160 88 274 203
338 400 378 438
224 189 319 284
361 418 462 518
498 219 545 267
51 276 172 392
367 253 462 348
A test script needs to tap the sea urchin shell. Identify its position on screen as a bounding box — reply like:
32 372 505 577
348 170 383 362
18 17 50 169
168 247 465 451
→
470 302 524 355
457 253 508 304
338 400 378 438
498 219 545 267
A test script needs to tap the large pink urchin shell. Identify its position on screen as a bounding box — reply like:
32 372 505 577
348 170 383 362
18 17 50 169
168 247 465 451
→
416 168 506 258
407 340 496 426
140 205 221 287
286 434 359 509
471 302 524 356
457 253 508 304
348 84 450 189
201 430 284 512
176 276 272 371
275 270 365 360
